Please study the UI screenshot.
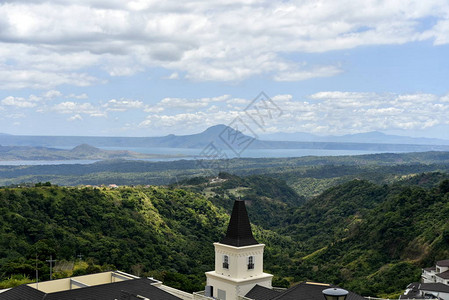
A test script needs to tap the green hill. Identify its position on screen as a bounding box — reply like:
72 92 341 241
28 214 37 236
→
277 178 449 297
2 175 449 297
0 183 297 291
175 172 305 228
0 185 229 291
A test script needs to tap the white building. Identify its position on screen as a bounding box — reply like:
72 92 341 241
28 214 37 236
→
422 260 449 285
401 282 449 300
205 199 273 300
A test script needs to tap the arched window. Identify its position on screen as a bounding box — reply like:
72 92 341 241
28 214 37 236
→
248 256 254 270
223 255 229 269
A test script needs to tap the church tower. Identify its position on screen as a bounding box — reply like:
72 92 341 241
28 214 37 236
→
205 200 273 300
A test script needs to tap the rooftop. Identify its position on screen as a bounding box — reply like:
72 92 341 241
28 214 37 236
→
436 270 449 279
0 272 181 300
245 285 282 300
437 260 449 267
404 282 449 294
246 282 365 300
220 199 259 247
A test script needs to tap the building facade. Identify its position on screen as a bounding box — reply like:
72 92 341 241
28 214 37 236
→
422 260 449 285
205 200 273 300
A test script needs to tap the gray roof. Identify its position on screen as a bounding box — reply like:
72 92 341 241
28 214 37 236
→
246 285 282 300
245 282 365 300
404 282 449 294
0 285 45 300
437 260 449 267
0 278 181 300
436 270 449 279
424 267 436 272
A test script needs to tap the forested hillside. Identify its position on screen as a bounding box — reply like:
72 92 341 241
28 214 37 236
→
277 177 449 297
0 186 229 291
176 172 305 228
0 181 299 291
1 173 449 297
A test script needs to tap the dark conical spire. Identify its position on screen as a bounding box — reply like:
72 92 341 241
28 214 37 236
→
220 199 258 247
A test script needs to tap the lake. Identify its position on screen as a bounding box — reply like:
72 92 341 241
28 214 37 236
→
0 147 409 166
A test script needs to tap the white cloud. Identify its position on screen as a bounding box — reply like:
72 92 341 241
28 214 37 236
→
226 98 250 105
68 114 83 121
164 72 180 80
6 113 26 119
44 90 62 98
67 93 89 99
0 0 448 87
139 110 239 132
1 90 91 113
273 65 343 82
148 95 231 112
1 96 36 108
52 101 106 117
138 90 449 135
0 69 99 90
103 98 144 111
144 106 165 113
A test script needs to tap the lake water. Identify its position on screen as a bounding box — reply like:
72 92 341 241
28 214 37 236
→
0 147 407 166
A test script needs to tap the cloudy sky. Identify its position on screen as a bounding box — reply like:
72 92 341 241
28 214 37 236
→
1 0 449 138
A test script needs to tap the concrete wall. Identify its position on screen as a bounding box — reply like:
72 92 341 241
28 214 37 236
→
206 271 273 300
213 243 265 280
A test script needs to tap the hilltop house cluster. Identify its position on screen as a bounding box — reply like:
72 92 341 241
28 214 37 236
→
401 260 449 300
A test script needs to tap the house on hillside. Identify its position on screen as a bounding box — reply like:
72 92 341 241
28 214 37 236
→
401 282 449 300
0 199 365 300
422 260 449 285
400 260 449 300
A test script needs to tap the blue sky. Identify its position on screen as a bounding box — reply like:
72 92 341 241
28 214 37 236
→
1 0 449 139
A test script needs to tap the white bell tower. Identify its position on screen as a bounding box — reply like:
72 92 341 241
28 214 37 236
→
205 200 273 300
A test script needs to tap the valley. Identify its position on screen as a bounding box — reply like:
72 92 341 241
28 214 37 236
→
1 154 449 297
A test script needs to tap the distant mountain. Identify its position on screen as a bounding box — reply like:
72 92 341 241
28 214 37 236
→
1 125 449 153
71 143 102 153
260 130 449 145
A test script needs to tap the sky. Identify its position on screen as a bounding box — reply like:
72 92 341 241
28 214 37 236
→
1 0 449 138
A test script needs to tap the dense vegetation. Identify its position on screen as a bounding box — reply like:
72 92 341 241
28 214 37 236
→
275 175 449 297
0 185 230 291
1 169 449 297
3 151 449 198
176 172 305 228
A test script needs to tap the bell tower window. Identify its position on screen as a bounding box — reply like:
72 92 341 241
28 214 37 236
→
223 255 229 269
248 256 254 270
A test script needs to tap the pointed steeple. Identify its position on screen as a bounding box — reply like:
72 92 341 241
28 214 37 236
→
220 199 258 247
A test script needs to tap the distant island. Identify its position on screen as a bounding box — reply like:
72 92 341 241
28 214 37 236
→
0 144 188 161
